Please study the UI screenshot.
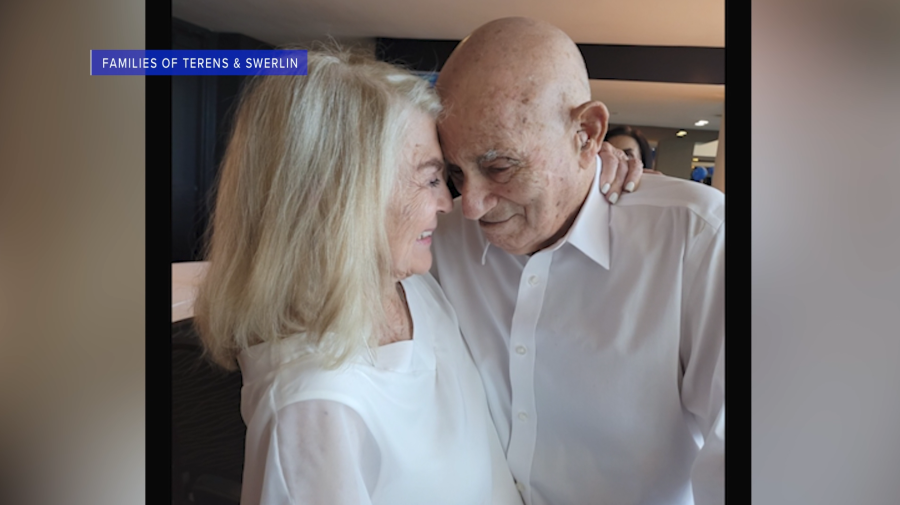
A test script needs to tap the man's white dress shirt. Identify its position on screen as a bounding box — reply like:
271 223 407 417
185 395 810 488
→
432 157 725 505
237 273 523 505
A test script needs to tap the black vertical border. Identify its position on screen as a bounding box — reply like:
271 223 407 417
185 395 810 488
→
147 1 172 503
724 0 750 501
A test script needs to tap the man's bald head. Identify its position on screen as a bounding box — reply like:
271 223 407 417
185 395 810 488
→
434 17 609 256
436 17 591 124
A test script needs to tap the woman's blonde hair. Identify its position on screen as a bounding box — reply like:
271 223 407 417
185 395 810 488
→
193 47 442 370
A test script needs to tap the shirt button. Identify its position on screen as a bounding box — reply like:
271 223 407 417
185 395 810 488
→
516 481 526 493
515 345 527 355
528 275 539 286
518 411 528 422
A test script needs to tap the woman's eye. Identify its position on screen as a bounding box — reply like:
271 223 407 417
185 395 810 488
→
428 178 442 188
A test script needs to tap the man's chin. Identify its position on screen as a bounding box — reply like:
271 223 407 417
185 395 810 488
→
483 232 534 256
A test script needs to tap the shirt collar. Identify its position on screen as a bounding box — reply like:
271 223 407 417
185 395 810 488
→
565 155 611 268
480 155 610 269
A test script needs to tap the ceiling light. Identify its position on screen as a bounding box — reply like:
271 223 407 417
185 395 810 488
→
695 120 709 126
676 130 688 137
692 158 699 162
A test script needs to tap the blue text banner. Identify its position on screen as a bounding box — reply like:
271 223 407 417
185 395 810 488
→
90 50 308 76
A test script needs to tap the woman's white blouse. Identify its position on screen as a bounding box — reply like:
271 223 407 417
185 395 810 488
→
237 273 523 505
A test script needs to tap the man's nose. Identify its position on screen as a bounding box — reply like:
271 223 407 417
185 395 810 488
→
459 174 494 221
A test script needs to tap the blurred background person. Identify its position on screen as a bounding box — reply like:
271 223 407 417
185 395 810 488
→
605 125 664 175
691 165 714 185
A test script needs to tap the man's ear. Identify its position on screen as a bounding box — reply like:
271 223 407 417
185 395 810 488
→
571 101 609 166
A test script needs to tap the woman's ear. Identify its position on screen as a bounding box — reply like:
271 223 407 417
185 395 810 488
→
571 101 609 165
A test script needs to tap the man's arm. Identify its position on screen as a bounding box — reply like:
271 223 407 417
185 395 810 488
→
680 217 725 505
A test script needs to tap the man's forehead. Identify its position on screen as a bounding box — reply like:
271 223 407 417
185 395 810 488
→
441 72 542 105
438 119 525 164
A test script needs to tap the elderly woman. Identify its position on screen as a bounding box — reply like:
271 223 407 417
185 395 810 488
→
193 50 523 505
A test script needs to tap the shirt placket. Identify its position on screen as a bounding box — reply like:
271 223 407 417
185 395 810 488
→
506 250 552 505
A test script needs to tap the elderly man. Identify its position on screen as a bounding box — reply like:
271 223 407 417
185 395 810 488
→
430 17 724 505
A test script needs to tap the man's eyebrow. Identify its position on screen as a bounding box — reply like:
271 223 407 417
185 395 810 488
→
476 150 501 164
476 151 522 168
